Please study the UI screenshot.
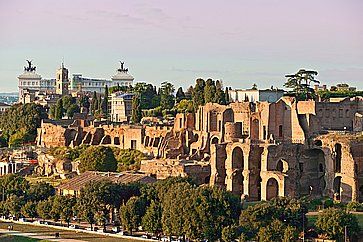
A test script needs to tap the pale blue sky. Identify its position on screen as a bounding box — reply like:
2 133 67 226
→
0 0 362 92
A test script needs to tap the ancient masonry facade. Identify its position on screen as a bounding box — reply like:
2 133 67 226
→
37 96 363 202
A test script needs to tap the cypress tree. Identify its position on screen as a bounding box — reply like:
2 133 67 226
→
192 79 205 111
175 87 186 103
225 87 230 104
102 85 109 115
91 91 98 114
215 80 225 104
55 98 64 120
204 79 216 103
131 95 142 124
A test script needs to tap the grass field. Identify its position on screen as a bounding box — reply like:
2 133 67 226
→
0 234 46 241
0 222 138 242
25 176 64 187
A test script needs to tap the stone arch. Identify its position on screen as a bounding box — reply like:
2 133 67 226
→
275 159 288 173
114 137 120 145
266 177 279 200
251 119 259 140
314 140 322 146
211 136 219 145
333 176 342 201
144 136 150 146
256 175 262 201
101 135 111 145
334 143 342 173
359 185 363 203
194 133 199 142
204 175 210 184
231 172 244 195
319 163 324 173
65 129 77 146
231 146 244 170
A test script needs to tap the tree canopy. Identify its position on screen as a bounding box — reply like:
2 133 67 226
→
78 146 117 172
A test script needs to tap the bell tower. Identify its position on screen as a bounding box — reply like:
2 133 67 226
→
56 62 69 95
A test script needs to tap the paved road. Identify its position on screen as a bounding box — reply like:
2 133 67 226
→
307 211 363 216
0 228 86 242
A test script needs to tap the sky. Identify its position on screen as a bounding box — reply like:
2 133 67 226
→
0 0 362 92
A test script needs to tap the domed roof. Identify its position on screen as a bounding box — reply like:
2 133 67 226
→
111 70 134 81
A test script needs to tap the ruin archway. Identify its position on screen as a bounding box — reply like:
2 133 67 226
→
333 176 342 201
211 137 219 145
257 175 262 201
101 135 111 145
232 172 244 195
359 185 363 203
275 159 288 173
251 119 260 140
334 143 342 173
114 137 120 145
266 178 279 200
231 146 244 170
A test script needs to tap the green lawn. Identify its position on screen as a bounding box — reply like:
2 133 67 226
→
0 234 47 242
0 222 138 242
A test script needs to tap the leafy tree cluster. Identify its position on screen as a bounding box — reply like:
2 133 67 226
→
231 197 308 241
0 174 55 220
120 178 241 240
315 207 360 240
284 69 319 101
78 146 117 173
317 89 363 101
111 148 146 171
49 145 145 173
89 86 109 119
191 78 227 111
49 95 81 120
0 174 358 241
0 103 47 147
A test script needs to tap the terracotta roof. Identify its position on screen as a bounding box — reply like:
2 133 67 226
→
57 171 156 191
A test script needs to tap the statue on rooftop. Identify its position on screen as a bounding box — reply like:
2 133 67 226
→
24 60 36 72
118 61 128 72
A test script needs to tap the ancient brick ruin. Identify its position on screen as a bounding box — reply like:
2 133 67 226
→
36 96 363 202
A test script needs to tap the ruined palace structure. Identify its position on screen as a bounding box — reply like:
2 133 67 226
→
37 96 363 202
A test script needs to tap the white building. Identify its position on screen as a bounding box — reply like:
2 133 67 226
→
18 61 56 103
0 102 10 113
69 62 134 94
228 88 284 103
0 160 17 176
18 61 134 103
108 92 134 123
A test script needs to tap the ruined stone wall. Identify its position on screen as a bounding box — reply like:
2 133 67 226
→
140 159 210 185
37 123 69 147
310 98 362 132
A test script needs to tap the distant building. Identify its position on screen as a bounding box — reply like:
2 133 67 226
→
69 62 134 94
331 83 357 92
108 92 134 123
228 87 284 103
55 63 69 96
18 61 55 103
0 160 17 176
0 102 10 113
314 84 327 92
18 60 134 103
